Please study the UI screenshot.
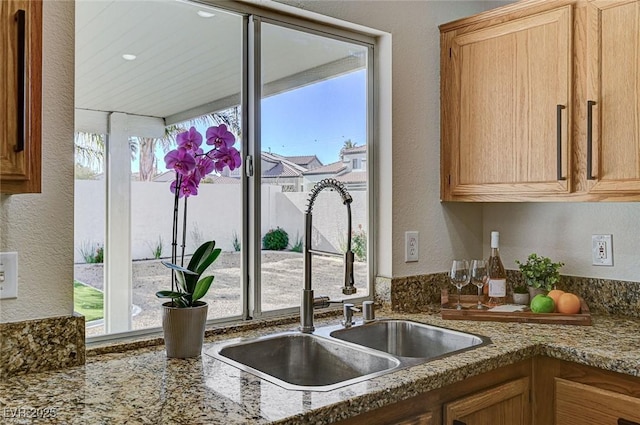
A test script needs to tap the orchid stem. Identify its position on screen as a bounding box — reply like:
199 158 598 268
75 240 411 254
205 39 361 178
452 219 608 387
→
170 173 181 292
180 196 188 267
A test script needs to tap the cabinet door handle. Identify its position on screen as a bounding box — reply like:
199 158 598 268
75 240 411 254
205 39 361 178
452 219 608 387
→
453 421 467 425
586 100 597 180
556 104 566 181
15 9 26 153
618 419 640 425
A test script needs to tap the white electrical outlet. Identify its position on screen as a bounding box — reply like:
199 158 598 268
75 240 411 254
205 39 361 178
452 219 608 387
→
592 235 613 266
0 252 18 299
405 231 419 262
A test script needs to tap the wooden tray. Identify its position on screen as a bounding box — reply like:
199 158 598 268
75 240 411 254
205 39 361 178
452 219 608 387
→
441 293 592 326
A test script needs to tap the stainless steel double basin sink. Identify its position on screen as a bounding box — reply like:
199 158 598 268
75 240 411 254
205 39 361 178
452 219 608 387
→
206 319 490 391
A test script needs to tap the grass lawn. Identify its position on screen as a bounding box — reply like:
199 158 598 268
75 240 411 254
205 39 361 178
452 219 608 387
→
74 280 104 322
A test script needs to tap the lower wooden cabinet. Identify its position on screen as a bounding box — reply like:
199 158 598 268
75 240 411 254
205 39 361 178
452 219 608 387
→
336 356 640 425
443 377 530 425
533 357 640 425
335 360 532 425
555 378 640 425
396 412 434 425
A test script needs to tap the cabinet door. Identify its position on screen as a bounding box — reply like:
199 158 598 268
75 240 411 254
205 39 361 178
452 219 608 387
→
586 0 640 194
442 6 572 200
396 412 433 425
555 378 640 425
443 377 530 425
0 0 42 193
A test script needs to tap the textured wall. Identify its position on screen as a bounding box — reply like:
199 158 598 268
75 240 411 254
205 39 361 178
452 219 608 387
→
484 203 640 281
275 1 494 277
0 0 75 323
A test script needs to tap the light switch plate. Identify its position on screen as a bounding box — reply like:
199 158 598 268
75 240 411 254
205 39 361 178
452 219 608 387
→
0 252 18 299
592 234 613 266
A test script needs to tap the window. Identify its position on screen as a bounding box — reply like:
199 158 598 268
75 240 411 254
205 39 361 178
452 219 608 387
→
74 1 374 338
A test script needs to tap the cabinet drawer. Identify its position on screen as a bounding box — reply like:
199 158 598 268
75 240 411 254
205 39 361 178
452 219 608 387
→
555 378 640 425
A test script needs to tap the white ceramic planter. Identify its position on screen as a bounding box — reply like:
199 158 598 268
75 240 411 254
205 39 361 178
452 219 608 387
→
162 301 208 358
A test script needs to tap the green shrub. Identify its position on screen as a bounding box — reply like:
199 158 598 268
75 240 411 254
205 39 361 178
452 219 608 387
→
148 236 163 259
352 225 367 261
232 230 241 252
262 227 289 251
79 241 104 264
290 232 303 253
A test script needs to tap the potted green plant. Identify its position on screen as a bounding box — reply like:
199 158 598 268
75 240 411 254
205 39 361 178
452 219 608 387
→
157 125 241 358
515 253 564 299
511 280 530 305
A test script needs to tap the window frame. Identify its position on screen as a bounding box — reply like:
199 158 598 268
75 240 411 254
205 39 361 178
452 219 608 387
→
83 1 377 343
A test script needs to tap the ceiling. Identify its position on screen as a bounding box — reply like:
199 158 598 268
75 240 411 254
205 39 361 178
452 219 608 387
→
75 0 366 127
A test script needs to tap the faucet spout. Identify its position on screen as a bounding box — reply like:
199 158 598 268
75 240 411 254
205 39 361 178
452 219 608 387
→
300 178 357 333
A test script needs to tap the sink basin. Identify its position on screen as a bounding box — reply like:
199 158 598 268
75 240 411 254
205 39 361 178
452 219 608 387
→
329 320 489 359
209 332 400 391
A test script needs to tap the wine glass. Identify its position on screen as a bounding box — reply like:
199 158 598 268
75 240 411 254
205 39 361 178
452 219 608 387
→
450 260 470 310
470 259 488 310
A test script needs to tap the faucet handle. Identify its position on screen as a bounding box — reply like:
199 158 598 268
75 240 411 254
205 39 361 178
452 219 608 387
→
342 303 360 328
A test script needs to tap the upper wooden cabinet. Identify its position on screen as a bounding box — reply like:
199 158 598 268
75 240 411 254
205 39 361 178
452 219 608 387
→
1 0 42 194
442 6 572 200
586 0 640 194
440 0 640 201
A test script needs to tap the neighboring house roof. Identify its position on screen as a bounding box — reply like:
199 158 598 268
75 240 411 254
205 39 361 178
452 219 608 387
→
335 171 367 183
207 175 240 184
262 152 310 178
282 155 321 169
303 161 346 175
341 145 366 155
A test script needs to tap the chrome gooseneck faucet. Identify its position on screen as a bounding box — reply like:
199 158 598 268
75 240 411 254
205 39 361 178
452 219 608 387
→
300 178 357 333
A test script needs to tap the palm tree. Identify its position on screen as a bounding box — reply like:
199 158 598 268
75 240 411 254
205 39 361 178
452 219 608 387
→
340 139 357 159
75 106 242 181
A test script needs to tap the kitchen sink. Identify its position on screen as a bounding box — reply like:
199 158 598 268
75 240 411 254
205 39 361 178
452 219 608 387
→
209 332 400 391
328 320 489 359
208 320 490 392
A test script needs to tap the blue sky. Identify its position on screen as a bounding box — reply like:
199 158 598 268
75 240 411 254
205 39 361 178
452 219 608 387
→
261 69 367 165
133 69 366 172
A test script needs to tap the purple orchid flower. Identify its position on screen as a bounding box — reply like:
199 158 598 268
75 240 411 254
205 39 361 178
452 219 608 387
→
194 156 215 181
176 127 203 152
212 146 242 172
206 124 235 149
165 147 196 176
170 175 199 198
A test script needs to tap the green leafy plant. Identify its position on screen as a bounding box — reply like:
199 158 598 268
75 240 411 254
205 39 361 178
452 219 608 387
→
262 227 289 251
79 241 104 264
352 225 367 261
148 235 163 259
290 232 303 253
512 280 529 294
156 240 221 308
232 230 241 252
159 125 241 308
515 253 564 291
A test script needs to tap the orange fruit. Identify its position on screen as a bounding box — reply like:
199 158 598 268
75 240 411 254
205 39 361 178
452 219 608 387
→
547 289 565 311
556 293 581 314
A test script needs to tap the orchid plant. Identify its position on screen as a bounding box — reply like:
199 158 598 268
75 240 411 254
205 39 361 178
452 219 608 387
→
155 124 241 308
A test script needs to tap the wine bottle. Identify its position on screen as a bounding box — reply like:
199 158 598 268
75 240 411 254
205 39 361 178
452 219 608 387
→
488 231 506 305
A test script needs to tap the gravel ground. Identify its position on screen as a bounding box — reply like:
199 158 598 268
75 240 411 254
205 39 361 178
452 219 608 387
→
74 251 367 337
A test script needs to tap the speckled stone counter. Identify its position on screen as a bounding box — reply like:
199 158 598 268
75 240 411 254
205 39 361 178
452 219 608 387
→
0 311 638 424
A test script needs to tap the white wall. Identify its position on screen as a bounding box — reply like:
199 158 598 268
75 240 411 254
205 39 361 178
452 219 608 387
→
276 1 494 277
484 203 640 281
0 0 75 323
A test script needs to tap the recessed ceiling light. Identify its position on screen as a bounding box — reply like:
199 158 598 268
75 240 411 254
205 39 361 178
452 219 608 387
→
197 10 215 18
122 54 137 61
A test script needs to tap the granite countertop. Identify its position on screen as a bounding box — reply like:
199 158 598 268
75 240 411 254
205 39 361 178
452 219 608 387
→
1 310 639 424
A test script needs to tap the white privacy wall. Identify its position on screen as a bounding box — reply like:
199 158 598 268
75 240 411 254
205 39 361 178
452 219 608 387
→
0 0 75 323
